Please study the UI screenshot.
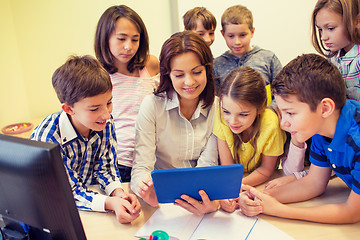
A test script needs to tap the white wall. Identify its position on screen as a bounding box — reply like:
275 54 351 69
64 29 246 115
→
0 0 30 126
1 0 318 128
176 0 317 66
0 0 172 127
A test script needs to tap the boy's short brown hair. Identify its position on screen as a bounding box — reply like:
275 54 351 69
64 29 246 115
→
221 5 253 32
52 55 112 106
183 7 216 31
271 54 346 111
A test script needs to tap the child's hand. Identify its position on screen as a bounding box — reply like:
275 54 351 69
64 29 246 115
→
219 198 239 213
138 175 159 207
241 187 284 217
105 196 140 223
238 184 263 217
111 188 128 198
174 190 219 215
121 192 141 215
111 188 142 215
265 174 297 190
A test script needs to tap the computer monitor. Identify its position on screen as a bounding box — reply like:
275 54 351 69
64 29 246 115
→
0 134 87 240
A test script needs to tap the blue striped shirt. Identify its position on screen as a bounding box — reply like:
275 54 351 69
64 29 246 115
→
30 110 122 212
310 100 360 195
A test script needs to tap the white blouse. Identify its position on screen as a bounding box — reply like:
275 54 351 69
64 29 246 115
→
130 92 218 195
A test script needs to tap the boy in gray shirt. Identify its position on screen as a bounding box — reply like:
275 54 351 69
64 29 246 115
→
214 4 282 99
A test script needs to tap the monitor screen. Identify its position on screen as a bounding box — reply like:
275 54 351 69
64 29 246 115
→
0 134 87 240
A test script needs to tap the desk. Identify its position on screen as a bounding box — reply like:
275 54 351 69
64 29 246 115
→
80 177 360 240
80 185 158 240
11 119 360 239
259 176 359 240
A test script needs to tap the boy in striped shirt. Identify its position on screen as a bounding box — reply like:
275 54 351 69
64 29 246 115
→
31 55 141 223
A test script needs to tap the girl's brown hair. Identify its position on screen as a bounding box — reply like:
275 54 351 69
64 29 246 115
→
312 0 360 57
219 67 267 167
94 5 149 74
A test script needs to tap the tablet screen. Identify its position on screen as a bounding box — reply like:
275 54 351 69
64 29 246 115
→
151 164 244 204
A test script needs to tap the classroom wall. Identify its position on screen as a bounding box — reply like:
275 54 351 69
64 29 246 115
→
0 0 317 128
0 0 30 127
176 0 317 66
0 0 172 128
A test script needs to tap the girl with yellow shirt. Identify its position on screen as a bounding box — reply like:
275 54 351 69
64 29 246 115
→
213 67 286 212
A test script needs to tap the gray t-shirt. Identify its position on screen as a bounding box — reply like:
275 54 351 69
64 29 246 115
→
213 46 282 94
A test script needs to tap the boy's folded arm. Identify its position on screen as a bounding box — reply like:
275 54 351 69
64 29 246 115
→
344 191 360 223
93 125 123 189
105 181 124 196
94 150 123 192
245 182 360 223
265 164 332 203
63 160 107 212
272 190 360 223
69 178 107 212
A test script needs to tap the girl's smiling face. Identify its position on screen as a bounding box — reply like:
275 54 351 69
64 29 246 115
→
221 96 258 136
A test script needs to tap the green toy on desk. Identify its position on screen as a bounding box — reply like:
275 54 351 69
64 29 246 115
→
139 230 169 240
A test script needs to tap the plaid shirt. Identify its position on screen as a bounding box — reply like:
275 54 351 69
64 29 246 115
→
330 44 360 101
30 110 122 212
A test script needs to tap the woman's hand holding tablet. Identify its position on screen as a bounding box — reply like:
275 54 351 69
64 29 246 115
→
151 165 244 214
174 190 220 215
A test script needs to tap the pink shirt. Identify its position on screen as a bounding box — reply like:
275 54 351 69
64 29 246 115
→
281 141 308 179
110 68 159 167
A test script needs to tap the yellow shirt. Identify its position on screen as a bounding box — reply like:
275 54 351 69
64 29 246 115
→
213 108 286 172
266 84 272 106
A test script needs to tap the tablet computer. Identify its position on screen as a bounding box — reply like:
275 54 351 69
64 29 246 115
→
151 164 244 204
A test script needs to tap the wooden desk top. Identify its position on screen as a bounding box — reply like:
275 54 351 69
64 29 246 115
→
12 119 360 239
259 176 358 240
81 177 360 240
79 184 158 240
